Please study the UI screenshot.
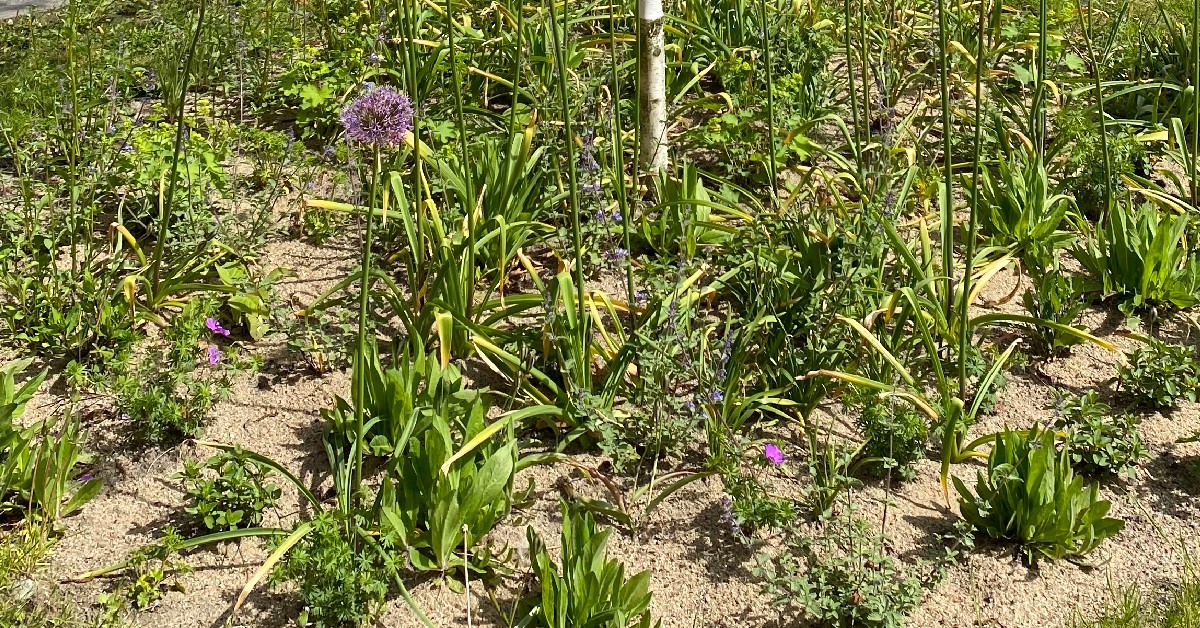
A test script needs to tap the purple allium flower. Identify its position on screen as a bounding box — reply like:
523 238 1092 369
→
206 317 230 336
763 443 785 465
207 346 221 365
340 85 414 148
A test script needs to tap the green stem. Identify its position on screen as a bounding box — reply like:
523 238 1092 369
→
548 0 589 388
1033 0 1048 156
858 0 871 165
446 0 475 327
149 0 207 295
353 148 382 521
844 0 862 169
959 0 987 402
1192 0 1199 207
935 0 954 339
508 0 525 133
760 0 778 206
607 0 636 324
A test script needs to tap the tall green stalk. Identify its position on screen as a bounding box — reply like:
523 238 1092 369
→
445 0 476 319
760 0 779 206
1032 0 1049 157
1192 0 1199 207
935 0 954 332
509 0 525 134
399 0 428 296
149 0 207 294
352 148 383 519
548 0 589 388
958 0 987 400
857 0 871 160
607 0 636 318
845 0 863 167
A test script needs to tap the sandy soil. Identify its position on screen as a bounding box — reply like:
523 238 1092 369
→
13 242 1200 628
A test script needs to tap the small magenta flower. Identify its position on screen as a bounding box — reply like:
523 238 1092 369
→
340 84 414 148
206 317 230 336
764 443 785 465
207 346 221 365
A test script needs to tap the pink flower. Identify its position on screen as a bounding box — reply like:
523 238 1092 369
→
207 346 221 365
763 443 784 465
206 317 230 336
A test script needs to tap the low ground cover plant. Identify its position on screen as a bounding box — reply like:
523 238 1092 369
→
1054 390 1148 478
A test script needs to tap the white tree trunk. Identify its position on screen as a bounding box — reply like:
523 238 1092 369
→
638 0 668 173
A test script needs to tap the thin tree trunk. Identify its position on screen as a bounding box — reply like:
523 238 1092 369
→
638 0 668 172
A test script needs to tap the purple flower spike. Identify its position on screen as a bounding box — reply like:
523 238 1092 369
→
764 443 785 465
341 84 414 148
604 247 628 263
207 346 221 365
206 317 230 336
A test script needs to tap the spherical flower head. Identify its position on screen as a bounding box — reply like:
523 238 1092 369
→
341 85 414 148
763 443 785 465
